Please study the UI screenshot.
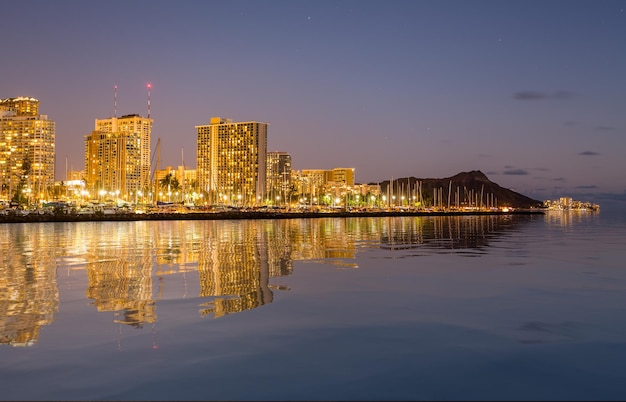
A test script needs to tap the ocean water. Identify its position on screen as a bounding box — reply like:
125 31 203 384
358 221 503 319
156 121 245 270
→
1 210 625 400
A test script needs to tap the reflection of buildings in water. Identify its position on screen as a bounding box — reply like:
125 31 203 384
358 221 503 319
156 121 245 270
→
544 209 599 227
197 218 378 317
0 224 59 346
379 215 515 251
288 218 360 261
86 220 298 322
263 220 294 278
153 220 202 268
197 221 274 318
85 222 156 327
85 259 155 327
0 216 542 344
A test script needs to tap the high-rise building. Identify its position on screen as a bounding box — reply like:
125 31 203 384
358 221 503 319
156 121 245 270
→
196 117 267 205
0 97 55 203
84 114 152 200
266 151 292 204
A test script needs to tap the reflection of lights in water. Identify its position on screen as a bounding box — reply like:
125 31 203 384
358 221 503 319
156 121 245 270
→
1 215 539 347
0 224 59 347
152 322 158 350
544 209 600 227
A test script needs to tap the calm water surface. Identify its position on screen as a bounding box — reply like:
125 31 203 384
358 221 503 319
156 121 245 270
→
1 211 626 400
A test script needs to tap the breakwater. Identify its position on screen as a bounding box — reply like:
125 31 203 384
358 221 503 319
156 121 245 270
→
0 209 544 224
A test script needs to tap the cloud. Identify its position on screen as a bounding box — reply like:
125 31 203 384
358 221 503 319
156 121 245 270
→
552 177 566 182
553 90 575 99
513 91 546 100
595 125 615 131
503 169 530 175
576 185 598 189
578 151 599 156
513 90 575 100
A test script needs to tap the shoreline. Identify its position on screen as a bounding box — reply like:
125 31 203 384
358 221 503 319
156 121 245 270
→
0 209 545 224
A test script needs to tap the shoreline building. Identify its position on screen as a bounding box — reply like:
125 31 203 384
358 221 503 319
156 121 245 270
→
0 97 55 204
153 165 197 204
293 168 355 203
196 117 267 205
85 114 153 201
266 151 292 205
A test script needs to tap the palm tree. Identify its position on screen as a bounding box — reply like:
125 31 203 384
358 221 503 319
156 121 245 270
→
159 173 181 202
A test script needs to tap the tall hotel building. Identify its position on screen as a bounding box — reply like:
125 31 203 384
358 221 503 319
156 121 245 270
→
85 114 152 199
196 117 267 205
0 97 55 202
266 151 292 203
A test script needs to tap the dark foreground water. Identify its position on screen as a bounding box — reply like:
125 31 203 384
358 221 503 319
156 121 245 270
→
1 210 625 400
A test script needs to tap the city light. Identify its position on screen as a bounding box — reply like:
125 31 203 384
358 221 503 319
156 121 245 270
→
0 101 566 215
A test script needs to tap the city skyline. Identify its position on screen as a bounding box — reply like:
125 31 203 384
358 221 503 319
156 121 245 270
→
2 0 625 203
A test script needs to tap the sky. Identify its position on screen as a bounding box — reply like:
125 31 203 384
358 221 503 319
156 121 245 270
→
2 0 625 202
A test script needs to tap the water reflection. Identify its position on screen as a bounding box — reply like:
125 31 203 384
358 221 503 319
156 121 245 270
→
197 222 274 318
0 215 544 346
378 215 521 251
0 224 59 346
544 209 601 227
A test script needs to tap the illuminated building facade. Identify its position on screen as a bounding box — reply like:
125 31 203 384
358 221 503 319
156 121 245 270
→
84 114 152 200
196 117 267 205
329 167 355 186
0 97 55 203
266 151 292 204
153 165 197 203
292 169 328 203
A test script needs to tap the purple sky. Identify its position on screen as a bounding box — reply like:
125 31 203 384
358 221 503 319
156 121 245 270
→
3 0 625 201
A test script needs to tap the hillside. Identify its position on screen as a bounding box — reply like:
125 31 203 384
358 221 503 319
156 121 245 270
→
374 170 543 209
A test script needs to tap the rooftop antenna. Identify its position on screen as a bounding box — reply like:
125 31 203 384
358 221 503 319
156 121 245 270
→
147 83 151 119
114 84 118 117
